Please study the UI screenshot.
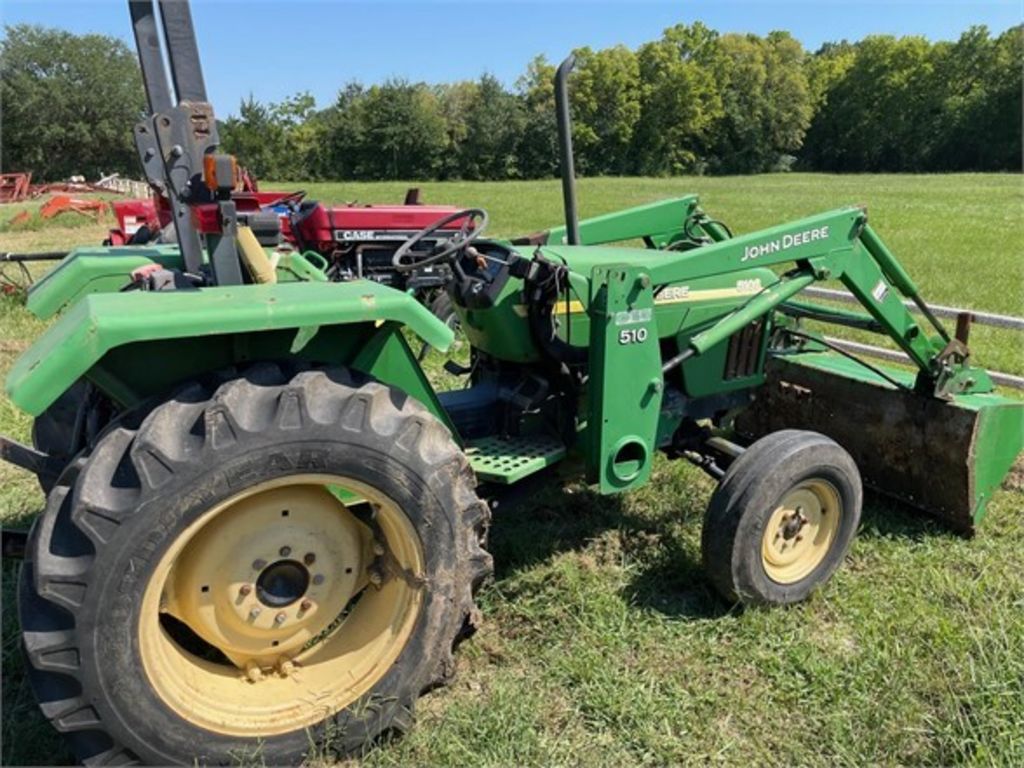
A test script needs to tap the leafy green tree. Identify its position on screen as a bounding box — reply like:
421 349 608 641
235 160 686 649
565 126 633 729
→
220 92 327 181
984 25 1024 170
708 31 813 173
631 23 724 175
352 80 448 180
0 24 145 181
319 82 368 180
515 55 560 178
271 92 322 180
806 41 857 108
571 45 642 174
219 96 286 178
457 74 525 180
801 35 943 171
317 80 447 180
929 25 1023 170
21 19 1016 184
436 80 478 178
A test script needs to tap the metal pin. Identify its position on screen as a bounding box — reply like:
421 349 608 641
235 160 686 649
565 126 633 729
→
312 574 325 586
249 606 261 620
279 546 292 557
252 559 267 570
304 552 316 565
239 584 252 597
274 611 287 624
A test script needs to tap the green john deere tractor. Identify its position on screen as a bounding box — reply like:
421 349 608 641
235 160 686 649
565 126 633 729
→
3 1 1022 765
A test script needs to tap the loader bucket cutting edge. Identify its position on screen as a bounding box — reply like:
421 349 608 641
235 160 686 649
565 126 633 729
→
736 351 1024 534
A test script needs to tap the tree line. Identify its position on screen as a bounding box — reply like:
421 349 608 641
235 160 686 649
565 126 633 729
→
1 22 1020 182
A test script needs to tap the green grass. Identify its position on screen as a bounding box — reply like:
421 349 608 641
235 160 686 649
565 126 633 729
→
2 174 1022 767
0 196 113 256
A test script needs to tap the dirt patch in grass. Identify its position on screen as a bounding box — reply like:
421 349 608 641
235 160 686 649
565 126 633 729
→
1003 458 1024 492
0 340 29 355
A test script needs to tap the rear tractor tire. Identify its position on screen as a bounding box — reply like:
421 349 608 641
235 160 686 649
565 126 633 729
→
31 380 115 494
19 364 492 765
701 430 862 606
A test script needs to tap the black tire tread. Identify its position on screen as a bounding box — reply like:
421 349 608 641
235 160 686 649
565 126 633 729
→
702 430 860 605
20 362 491 764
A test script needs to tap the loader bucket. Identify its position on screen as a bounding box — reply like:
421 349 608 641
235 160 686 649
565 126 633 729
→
736 351 1024 534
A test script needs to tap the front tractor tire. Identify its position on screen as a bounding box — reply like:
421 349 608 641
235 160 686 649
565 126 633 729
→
19 364 492 765
701 430 862 606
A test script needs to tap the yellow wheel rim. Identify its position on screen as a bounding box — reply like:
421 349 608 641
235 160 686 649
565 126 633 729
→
761 479 842 584
139 474 424 737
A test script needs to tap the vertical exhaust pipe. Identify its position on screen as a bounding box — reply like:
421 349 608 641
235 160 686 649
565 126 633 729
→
554 55 580 246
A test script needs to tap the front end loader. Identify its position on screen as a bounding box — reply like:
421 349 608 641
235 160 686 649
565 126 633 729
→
2 5 1021 765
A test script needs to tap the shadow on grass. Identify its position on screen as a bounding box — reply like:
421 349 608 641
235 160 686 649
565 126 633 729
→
856 490 965 543
0 481 965 766
2 561 75 767
485 475 966 623
1 500 73 766
485 474 731 622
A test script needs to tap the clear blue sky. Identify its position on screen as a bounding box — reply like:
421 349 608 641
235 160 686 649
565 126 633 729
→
2 1 1020 116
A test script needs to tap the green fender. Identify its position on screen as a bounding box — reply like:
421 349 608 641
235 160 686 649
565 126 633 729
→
6 280 454 427
26 245 185 320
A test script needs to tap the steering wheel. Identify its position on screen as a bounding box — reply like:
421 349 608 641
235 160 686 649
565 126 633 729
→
392 208 488 272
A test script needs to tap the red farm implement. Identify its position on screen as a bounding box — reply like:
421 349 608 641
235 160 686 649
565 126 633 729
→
0 172 32 203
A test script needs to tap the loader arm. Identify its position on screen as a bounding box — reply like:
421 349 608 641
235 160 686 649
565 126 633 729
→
571 206 1019 526
543 196 725 249
644 206 984 397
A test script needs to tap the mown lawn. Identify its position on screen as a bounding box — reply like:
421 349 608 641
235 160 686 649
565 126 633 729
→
1 174 1022 767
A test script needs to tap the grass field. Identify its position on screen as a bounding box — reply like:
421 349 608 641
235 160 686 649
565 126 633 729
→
1 174 1022 766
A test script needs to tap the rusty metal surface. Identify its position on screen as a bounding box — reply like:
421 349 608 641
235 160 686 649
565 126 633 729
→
736 357 983 533
0 172 32 203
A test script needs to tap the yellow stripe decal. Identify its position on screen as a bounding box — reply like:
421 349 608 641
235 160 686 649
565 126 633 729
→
553 286 758 315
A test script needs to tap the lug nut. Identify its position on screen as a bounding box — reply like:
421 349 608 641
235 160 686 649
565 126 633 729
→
246 662 263 683
369 572 383 587
279 546 292 557
252 559 267 570
300 599 313 612
303 552 316 566
248 606 262 620
312 574 325 586
239 584 252 597
278 658 295 677
274 611 287 625
372 542 385 556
